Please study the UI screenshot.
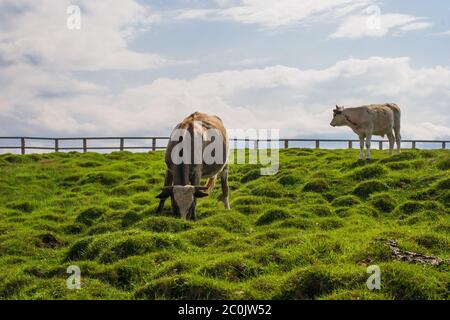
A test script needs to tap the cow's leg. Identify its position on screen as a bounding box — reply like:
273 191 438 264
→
395 131 402 154
359 136 365 160
189 165 202 221
387 131 395 156
205 176 217 194
219 166 230 210
157 169 173 213
365 134 373 160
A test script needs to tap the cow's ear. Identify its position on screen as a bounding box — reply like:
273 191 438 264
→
194 190 209 198
156 187 173 199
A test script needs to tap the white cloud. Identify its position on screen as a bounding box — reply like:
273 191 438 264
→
175 0 432 39
399 22 432 32
0 0 171 71
2 56 449 140
0 0 188 137
177 0 373 28
231 57 272 67
434 30 450 36
331 14 432 39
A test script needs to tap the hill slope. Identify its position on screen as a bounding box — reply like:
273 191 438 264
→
0 149 449 300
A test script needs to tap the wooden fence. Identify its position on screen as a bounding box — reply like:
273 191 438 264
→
0 137 448 155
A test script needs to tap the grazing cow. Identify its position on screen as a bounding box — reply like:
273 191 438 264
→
156 112 230 220
330 103 401 160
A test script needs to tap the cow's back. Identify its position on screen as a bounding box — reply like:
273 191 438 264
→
165 112 229 180
343 105 395 136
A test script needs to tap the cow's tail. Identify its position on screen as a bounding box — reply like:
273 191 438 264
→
386 103 402 151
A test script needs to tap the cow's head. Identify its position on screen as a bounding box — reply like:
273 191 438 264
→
156 185 209 220
330 105 346 127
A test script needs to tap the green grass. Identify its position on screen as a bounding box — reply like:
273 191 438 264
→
0 149 449 300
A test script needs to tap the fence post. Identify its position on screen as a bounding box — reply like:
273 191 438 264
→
83 139 87 153
284 140 289 149
315 140 320 149
120 138 124 151
443 142 446 150
244 138 249 150
152 138 156 151
379 141 383 150
412 141 416 149
348 140 353 149
254 140 259 150
21 138 25 155
55 139 59 152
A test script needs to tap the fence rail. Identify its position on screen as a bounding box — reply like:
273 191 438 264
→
0 137 448 155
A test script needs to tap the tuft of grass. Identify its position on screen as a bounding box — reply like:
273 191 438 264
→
66 238 93 261
278 217 315 230
413 233 449 252
250 182 285 198
394 201 442 216
106 200 130 210
135 275 228 300
380 152 417 163
440 190 450 207
183 227 232 248
318 218 344 230
275 265 365 300
277 171 304 186
200 255 263 282
436 158 450 171
331 195 361 208
353 180 388 199
435 177 450 190
35 233 65 249
3 154 30 164
6 201 35 213
351 164 387 180
66 231 186 263
80 172 123 186
121 211 141 227
136 217 192 233
303 179 329 193
305 205 334 217
240 169 263 183
381 262 448 300
199 211 251 233
76 207 107 226
369 193 397 213
256 208 292 226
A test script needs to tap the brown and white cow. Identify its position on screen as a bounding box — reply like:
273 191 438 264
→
156 112 230 220
330 103 401 160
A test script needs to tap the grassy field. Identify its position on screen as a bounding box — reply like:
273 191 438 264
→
0 148 449 300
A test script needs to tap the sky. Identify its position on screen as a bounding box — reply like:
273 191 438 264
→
0 0 450 142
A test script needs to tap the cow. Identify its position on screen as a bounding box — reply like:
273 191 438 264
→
156 112 230 220
330 103 401 160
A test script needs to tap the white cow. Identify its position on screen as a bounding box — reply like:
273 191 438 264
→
330 103 401 160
